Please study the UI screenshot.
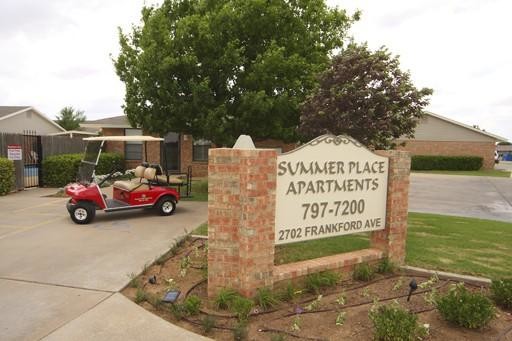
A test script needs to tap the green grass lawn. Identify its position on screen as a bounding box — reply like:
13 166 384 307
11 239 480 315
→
193 213 512 279
192 222 208 235
412 169 511 177
180 178 208 201
406 213 512 279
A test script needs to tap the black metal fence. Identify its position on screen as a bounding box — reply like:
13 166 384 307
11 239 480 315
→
0 132 87 190
22 131 42 188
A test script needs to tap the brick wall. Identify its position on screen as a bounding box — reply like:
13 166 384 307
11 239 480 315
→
102 128 125 155
397 140 495 170
371 150 411 264
180 134 209 177
208 148 277 298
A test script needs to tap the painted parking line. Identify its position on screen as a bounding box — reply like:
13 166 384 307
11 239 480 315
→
0 224 22 229
11 199 65 213
0 217 64 241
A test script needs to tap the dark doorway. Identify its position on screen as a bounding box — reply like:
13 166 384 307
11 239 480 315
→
163 132 180 172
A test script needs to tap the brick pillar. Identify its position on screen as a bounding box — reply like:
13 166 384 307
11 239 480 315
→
370 150 411 264
208 148 277 298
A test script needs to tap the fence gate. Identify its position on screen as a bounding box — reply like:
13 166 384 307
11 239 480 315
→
22 130 42 188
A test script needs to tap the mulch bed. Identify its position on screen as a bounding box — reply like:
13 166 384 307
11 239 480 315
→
122 238 512 340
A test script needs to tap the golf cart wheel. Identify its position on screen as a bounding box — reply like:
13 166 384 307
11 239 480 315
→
156 196 176 216
70 201 96 224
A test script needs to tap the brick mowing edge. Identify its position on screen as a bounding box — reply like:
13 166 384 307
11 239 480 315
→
274 248 383 283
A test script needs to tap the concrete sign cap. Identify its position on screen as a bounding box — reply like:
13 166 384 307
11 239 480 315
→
232 135 256 149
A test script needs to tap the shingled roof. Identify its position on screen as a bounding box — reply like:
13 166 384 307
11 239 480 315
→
0 106 31 118
81 115 132 128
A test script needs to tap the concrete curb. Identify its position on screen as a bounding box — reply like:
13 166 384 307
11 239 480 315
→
401 265 492 286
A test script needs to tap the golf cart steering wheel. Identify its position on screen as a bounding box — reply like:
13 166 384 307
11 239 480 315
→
97 169 118 187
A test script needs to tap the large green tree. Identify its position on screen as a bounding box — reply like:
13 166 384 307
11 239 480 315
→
55 106 86 131
114 0 357 146
299 43 433 149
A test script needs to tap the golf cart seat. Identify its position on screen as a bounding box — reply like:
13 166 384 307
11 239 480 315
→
146 163 184 186
113 167 156 192
114 181 148 192
113 165 147 191
156 175 184 185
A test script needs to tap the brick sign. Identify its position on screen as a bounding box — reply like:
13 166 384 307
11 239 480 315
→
275 135 389 245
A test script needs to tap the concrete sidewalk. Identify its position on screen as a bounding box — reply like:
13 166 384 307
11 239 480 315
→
43 294 211 341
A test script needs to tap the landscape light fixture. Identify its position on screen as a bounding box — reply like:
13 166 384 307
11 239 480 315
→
163 290 181 303
407 278 418 301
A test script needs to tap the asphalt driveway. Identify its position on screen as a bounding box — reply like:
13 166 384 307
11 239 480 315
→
409 173 512 222
0 188 207 341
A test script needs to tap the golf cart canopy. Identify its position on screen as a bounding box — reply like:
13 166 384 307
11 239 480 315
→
83 136 164 142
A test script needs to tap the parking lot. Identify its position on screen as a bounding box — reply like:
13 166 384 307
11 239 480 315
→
0 188 207 340
410 172 512 222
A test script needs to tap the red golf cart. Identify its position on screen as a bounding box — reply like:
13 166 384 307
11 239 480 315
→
65 136 182 224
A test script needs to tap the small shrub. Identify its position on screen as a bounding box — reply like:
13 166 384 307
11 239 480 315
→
165 278 178 291
335 311 347 326
127 273 139 288
290 315 302 332
411 155 483 171
233 321 248 341
418 273 439 289
353 263 375 282
42 152 124 187
231 296 254 321
369 302 427 341
436 283 495 329
179 255 191 277
214 288 238 310
305 271 340 294
376 258 395 274
145 293 163 308
278 282 299 302
305 294 323 311
95 152 125 175
155 250 172 265
255 287 280 310
201 315 216 334
183 295 202 316
335 292 346 305
134 287 146 304
491 278 512 309
168 303 185 320
0 158 15 195
141 262 150 275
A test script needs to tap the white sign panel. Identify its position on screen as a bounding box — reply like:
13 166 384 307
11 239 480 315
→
275 135 389 245
7 144 22 161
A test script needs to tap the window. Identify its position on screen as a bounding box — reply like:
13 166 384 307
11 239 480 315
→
193 139 211 162
125 128 143 160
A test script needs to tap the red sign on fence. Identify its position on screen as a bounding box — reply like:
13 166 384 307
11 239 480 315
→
7 144 22 161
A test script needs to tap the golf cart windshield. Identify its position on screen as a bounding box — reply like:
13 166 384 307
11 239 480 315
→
77 141 102 184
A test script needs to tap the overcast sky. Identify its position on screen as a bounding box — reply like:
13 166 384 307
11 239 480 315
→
1 0 510 140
